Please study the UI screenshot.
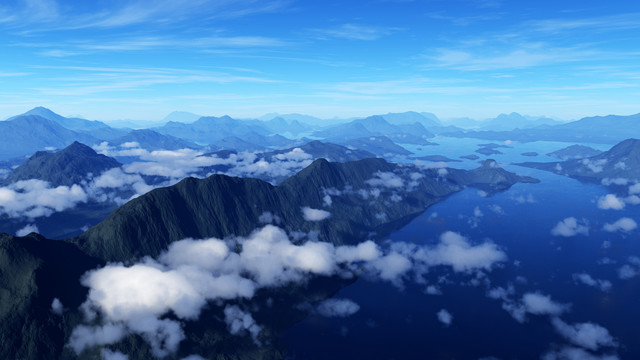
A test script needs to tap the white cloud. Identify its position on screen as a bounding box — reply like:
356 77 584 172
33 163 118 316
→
101 349 129 360
551 217 589 237
603 217 637 232
51 298 64 315
323 194 332 207
629 183 640 195
367 252 412 284
581 158 606 173
68 323 127 355
335 240 381 263
69 226 512 355
258 211 281 224
551 318 617 351
0 179 88 218
16 223 39 236
224 305 262 343
522 292 569 316
413 231 507 272
366 171 404 188
316 298 360 317
437 309 453 327
597 194 625 210
542 346 619 360
572 273 612 292
618 257 640 279
302 206 331 221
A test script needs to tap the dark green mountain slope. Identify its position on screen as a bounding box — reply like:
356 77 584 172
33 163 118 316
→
1 142 121 187
0 233 101 359
73 157 537 262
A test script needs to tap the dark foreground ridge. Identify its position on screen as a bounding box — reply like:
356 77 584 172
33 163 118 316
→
0 157 538 359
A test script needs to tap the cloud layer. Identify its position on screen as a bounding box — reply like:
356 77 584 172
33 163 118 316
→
69 225 507 356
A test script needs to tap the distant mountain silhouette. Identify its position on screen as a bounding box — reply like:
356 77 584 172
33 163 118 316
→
339 136 412 157
314 115 434 141
547 144 603 160
1 141 120 187
380 111 441 128
268 140 375 163
445 113 640 144
0 115 98 159
518 138 640 185
161 111 201 124
17 107 127 140
155 115 270 143
112 129 201 150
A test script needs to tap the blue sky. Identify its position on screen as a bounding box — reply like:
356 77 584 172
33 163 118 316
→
0 0 639 122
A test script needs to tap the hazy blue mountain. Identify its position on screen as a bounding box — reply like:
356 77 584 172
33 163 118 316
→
258 116 311 135
518 138 640 187
0 115 98 159
155 115 270 143
208 132 300 152
339 136 412 157
387 133 438 146
16 107 128 140
1 141 120 187
412 155 461 162
258 113 341 127
313 121 375 140
420 112 441 124
445 113 640 144
15 107 108 131
161 111 201 124
112 129 201 150
264 140 375 163
381 111 441 127
103 119 164 129
476 147 503 156
443 117 482 129
547 144 603 160
478 112 560 131
314 116 433 141
208 136 267 152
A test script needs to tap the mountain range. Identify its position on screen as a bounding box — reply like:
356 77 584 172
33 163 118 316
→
1 155 537 359
517 138 640 189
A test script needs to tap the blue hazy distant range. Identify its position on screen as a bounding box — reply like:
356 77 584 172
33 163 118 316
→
0 1 639 122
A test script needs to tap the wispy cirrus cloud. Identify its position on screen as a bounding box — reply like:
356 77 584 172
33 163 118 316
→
28 65 279 96
525 13 640 34
2 0 293 31
311 24 401 41
429 45 600 71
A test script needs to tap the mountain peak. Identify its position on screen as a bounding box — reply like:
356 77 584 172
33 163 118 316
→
23 107 65 122
1 141 121 187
